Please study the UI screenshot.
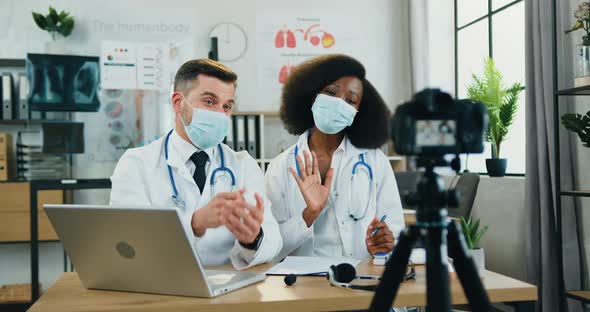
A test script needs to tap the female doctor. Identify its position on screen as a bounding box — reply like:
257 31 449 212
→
266 54 405 260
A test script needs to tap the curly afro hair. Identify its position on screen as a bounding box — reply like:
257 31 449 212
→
280 54 391 149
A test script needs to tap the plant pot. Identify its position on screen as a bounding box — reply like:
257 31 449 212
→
575 44 590 87
485 158 507 177
44 39 67 54
470 248 485 276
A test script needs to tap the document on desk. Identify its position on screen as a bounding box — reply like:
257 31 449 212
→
266 256 361 276
410 248 426 264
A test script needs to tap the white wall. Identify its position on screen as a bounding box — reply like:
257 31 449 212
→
410 0 455 95
469 177 527 281
0 0 412 292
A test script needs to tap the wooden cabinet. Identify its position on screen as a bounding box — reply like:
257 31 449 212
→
0 182 63 242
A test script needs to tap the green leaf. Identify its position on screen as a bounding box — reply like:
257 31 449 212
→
466 57 523 157
32 12 47 30
461 217 489 249
561 111 590 146
44 7 58 30
472 225 489 248
58 16 74 37
471 219 480 236
461 217 474 249
48 6 58 20
58 10 69 21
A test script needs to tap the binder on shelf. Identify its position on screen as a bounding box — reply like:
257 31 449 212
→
0 133 13 181
225 116 235 150
2 73 14 120
18 74 29 120
246 115 259 159
235 116 246 152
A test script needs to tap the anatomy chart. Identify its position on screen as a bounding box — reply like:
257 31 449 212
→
256 12 360 111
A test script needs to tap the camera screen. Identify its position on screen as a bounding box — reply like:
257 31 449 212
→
415 120 456 147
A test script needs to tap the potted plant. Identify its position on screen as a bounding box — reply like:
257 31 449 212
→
460 216 489 275
566 2 590 87
467 58 524 177
562 111 590 147
32 7 74 54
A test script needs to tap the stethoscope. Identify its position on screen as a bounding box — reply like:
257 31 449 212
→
294 145 374 221
164 129 236 209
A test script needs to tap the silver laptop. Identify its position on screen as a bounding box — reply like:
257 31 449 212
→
44 204 265 297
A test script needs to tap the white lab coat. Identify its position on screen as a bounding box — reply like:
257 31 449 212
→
109 129 282 270
266 130 405 260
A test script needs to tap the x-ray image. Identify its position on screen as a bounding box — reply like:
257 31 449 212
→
26 54 101 112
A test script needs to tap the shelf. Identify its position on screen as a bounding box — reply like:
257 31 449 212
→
232 111 280 117
0 120 40 126
0 180 28 184
0 119 74 126
556 86 590 96
0 240 59 244
0 59 25 67
560 190 590 197
565 290 590 303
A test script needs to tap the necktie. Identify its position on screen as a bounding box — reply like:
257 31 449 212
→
190 151 209 193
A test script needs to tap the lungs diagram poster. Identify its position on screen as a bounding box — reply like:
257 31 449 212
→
256 12 361 111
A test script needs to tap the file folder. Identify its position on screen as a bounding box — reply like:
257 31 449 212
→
18 74 29 120
246 115 259 158
235 116 246 152
2 73 14 120
225 116 235 150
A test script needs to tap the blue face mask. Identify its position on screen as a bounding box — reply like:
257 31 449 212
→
311 94 358 134
179 96 230 150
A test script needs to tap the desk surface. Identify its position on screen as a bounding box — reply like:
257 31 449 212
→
29 261 536 312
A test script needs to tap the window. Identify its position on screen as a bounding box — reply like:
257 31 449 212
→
455 0 526 175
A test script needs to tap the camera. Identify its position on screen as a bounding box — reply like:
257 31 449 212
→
390 89 488 156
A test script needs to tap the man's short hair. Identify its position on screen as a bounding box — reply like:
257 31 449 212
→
173 59 238 93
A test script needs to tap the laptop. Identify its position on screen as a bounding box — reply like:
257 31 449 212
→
44 204 266 297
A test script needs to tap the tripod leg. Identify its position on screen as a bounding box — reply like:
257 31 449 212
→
447 221 492 311
424 223 451 312
369 225 420 312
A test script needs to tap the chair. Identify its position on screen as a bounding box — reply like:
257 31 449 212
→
394 171 422 209
448 172 480 220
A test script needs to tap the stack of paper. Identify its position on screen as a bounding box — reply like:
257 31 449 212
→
266 256 361 276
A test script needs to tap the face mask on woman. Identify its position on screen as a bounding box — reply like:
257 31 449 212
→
311 94 358 134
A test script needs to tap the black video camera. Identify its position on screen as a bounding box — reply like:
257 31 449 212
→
391 89 488 157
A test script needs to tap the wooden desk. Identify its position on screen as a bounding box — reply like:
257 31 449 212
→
29 261 537 312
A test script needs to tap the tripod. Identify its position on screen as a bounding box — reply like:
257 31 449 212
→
369 157 492 312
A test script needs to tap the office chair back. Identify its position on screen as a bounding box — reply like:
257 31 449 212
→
394 171 422 209
449 172 480 219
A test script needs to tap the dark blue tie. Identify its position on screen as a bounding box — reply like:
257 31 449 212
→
190 151 209 193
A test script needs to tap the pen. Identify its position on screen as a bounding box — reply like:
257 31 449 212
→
370 215 387 237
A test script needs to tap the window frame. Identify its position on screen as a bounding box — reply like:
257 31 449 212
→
453 0 525 177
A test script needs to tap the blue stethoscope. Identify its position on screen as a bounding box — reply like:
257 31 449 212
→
294 145 374 221
165 129 236 209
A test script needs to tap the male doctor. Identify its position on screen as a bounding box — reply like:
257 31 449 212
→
110 59 282 269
